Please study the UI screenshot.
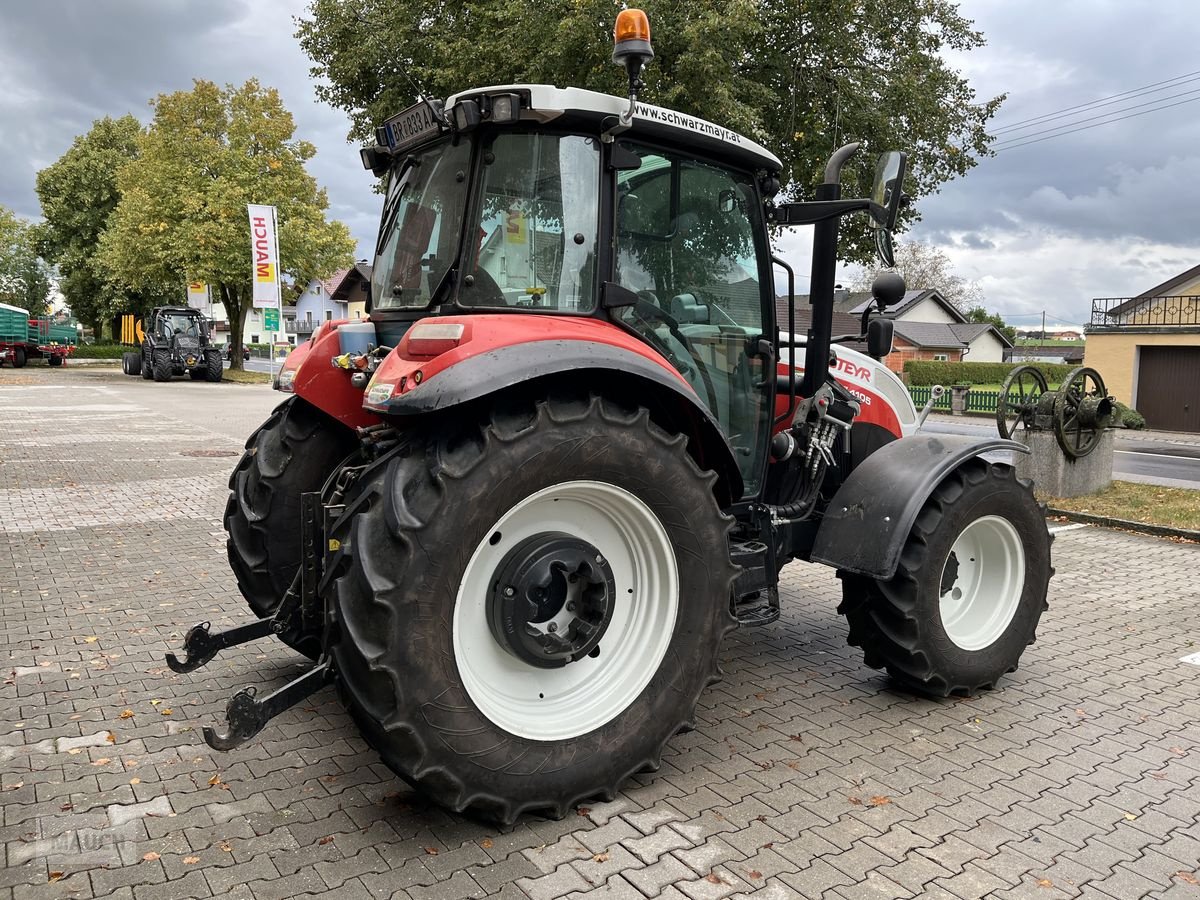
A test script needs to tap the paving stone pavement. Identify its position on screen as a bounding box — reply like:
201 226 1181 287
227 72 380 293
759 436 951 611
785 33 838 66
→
2 367 1199 900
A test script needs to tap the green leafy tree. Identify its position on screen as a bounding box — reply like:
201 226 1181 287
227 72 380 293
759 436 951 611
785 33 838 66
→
964 305 1016 345
850 239 983 311
297 0 1002 260
0 206 51 316
36 115 149 340
100 79 355 368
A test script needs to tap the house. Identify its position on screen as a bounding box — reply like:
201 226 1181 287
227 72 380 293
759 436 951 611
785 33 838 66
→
288 262 372 339
826 287 1013 370
1084 264 1200 432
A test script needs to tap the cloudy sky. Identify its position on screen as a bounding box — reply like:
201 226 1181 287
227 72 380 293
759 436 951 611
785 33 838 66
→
2 1 1197 329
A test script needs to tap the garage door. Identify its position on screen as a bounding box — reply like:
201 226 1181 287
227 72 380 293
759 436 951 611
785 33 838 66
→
1137 346 1200 432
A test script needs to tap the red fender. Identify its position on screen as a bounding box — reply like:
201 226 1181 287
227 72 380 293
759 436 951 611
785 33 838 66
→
363 314 693 410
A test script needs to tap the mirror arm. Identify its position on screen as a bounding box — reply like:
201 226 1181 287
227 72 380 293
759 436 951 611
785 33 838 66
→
769 199 871 227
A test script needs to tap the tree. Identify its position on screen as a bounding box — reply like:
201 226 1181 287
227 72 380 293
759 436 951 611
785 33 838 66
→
849 239 983 311
36 115 150 340
296 0 1003 260
100 79 355 368
0 206 51 316
964 305 1016 345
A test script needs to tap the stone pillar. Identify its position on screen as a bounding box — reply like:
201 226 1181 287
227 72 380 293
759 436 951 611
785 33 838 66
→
950 385 971 416
1013 428 1115 497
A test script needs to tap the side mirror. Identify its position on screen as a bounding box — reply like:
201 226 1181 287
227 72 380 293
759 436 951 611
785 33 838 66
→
869 151 907 230
870 151 907 268
867 318 894 360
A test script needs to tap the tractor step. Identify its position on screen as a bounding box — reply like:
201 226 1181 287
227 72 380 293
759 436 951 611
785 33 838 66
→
203 661 333 750
165 619 276 673
734 599 781 627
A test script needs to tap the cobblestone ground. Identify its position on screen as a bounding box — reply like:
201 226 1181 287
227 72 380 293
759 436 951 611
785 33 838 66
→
3 367 1199 900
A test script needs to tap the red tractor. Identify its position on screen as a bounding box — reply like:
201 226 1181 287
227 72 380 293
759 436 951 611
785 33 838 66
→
169 11 1050 824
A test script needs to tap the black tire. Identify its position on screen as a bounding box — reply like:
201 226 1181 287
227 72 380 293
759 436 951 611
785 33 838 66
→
122 352 134 375
140 349 152 380
327 393 737 824
225 397 357 656
48 354 62 368
838 461 1052 697
152 348 171 381
13 347 26 368
205 350 223 382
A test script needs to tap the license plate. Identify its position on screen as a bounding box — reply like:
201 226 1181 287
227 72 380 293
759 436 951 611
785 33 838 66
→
384 101 443 153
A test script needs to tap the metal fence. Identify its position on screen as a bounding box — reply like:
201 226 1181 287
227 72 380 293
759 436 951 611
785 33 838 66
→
1088 295 1200 329
908 386 1000 415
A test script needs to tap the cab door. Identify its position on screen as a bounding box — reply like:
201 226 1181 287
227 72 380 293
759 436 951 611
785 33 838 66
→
612 144 775 498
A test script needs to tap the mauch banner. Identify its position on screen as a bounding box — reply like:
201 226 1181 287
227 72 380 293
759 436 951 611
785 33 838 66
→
247 204 279 308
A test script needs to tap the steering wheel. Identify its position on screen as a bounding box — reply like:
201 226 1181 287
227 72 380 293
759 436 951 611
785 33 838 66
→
633 291 719 413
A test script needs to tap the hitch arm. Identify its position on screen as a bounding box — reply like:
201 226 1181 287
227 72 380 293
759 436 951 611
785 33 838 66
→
165 619 274 673
203 661 333 751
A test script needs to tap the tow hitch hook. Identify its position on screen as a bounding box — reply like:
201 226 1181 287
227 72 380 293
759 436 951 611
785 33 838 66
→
165 619 276 673
202 661 333 751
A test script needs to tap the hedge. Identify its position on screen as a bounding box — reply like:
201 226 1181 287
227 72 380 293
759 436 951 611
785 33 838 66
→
903 359 1079 387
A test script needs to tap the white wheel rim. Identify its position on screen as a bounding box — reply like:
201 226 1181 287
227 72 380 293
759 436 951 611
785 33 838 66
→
938 515 1026 651
453 480 678 741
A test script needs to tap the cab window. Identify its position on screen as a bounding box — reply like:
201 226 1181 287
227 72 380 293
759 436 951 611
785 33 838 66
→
460 133 600 312
614 145 771 495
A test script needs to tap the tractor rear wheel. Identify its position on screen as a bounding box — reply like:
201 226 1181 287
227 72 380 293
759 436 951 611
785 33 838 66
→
839 461 1051 697
152 348 171 381
205 350 223 382
326 394 736 824
225 397 356 657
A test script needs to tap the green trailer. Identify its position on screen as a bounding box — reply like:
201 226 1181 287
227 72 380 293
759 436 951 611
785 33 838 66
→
0 302 78 368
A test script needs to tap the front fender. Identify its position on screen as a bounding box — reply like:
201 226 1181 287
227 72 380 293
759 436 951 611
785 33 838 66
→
811 434 1029 579
285 321 382 430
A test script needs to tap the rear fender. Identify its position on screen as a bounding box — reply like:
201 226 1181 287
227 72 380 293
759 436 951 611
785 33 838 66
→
284 321 381 430
365 315 744 503
811 434 1030 579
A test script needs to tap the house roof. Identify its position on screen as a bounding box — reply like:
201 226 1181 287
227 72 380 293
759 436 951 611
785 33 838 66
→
892 321 967 350
320 262 374 301
774 297 867 351
843 288 968 324
949 322 1014 349
1135 262 1200 298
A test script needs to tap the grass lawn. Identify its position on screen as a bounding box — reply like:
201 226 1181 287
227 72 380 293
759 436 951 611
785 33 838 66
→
1042 481 1200 532
223 368 273 384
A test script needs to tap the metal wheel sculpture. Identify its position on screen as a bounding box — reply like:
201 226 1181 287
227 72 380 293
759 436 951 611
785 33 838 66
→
1052 367 1114 459
996 365 1049 440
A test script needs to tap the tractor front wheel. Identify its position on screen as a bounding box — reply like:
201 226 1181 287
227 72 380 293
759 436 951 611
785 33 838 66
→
152 348 171 382
327 394 736 823
205 350 223 382
839 461 1051 697
225 397 357 657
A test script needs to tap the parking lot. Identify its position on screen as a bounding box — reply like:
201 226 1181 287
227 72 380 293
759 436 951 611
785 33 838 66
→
2 365 1199 900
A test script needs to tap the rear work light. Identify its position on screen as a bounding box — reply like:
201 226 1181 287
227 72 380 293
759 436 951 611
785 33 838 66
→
406 321 467 357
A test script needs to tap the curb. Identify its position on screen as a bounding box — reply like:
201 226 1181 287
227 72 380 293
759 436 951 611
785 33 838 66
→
1046 507 1200 542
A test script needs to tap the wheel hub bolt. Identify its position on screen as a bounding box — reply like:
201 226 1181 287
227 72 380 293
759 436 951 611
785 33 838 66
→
547 622 558 633
503 586 515 597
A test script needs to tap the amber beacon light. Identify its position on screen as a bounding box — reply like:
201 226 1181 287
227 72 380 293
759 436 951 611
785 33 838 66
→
612 9 654 125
